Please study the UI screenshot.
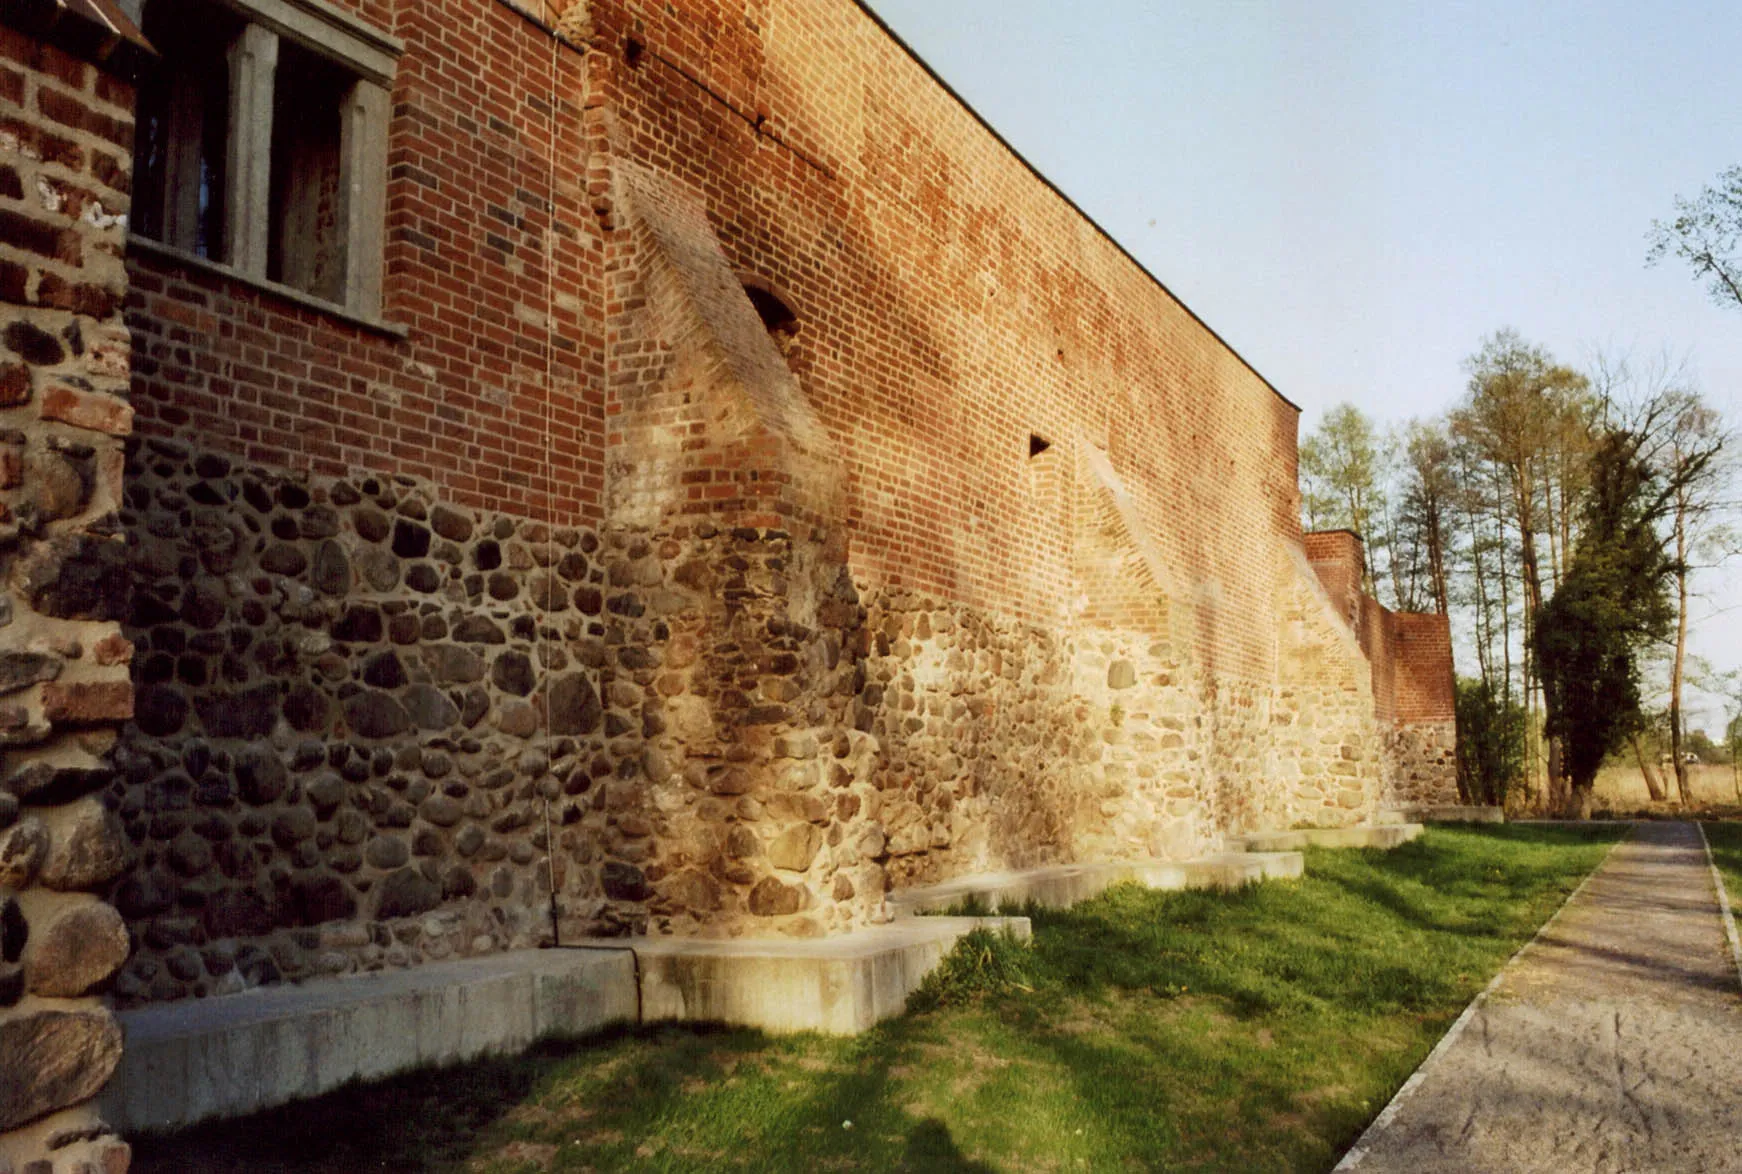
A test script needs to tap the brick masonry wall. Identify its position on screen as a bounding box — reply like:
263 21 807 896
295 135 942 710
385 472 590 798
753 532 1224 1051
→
0 10 142 1173
1384 612 1457 807
84 0 1459 1017
126 0 602 523
1305 530 1459 807
591 0 1308 662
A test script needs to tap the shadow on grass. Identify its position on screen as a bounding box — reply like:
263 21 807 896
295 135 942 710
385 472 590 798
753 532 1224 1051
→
899 1119 999 1173
129 1023 768 1173
131 824 1623 1174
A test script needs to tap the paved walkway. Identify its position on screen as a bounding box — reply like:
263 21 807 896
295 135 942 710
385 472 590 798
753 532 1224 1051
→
1342 821 1742 1173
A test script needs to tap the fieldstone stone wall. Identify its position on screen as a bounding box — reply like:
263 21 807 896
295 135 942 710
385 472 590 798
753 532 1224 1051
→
836 446 1410 892
856 591 1218 892
1385 722 1459 808
109 447 618 1003
857 591 1074 889
584 519 884 938
105 433 1433 996
1066 632 1212 863
1267 556 1386 828
0 7 147 1171
110 439 905 994
1204 680 1279 833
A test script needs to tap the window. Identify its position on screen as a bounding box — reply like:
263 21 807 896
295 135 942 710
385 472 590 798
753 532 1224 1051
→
131 9 241 260
128 0 400 318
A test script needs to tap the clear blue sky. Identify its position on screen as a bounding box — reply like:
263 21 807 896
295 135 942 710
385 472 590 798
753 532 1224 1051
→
864 0 1742 729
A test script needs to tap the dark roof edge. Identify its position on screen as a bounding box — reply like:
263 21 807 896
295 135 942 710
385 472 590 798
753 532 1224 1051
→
849 0 1299 414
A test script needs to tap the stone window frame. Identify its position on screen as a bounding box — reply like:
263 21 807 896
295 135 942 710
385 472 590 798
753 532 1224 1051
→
123 0 404 331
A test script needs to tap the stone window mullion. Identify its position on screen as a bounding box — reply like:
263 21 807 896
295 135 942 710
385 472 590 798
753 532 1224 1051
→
224 22 279 278
338 78 389 316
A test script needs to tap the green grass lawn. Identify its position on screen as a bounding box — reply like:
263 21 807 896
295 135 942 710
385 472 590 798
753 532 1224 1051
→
1704 821 1742 910
132 825 1620 1174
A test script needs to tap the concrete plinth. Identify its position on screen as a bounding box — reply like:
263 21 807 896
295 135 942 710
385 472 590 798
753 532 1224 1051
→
887 865 1131 917
1232 824 1424 853
629 916 1031 1035
887 852 1305 917
1180 851 1307 886
101 947 637 1134
99 917 1033 1132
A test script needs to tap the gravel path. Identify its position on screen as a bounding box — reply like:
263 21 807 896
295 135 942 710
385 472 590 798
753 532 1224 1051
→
1340 821 1742 1173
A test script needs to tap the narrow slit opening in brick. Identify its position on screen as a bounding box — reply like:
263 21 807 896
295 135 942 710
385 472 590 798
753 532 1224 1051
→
1029 433 1052 458
743 280 800 358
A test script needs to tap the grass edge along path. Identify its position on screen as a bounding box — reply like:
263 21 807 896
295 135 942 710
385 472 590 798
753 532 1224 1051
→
131 825 1623 1174
1698 821 1742 991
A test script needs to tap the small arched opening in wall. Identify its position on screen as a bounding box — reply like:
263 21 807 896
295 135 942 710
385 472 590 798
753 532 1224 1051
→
740 274 802 360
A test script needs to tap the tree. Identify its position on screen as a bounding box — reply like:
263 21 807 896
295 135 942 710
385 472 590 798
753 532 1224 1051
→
1685 727 1724 765
1454 331 1590 626
1397 420 1455 616
1536 428 1678 816
1300 403 1386 590
1648 164 1742 312
1649 391 1731 802
1453 330 1593 807
1691 660 1742 803
1454 678 1526 807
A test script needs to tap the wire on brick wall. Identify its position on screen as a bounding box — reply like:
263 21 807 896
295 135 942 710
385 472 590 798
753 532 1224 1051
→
541 22 561 950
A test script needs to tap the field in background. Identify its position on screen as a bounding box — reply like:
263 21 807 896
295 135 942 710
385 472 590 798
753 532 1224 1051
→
1595 764 1741 810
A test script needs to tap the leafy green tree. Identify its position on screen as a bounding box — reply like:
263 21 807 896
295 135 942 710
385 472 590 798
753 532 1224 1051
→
1300 403 1382 534
1300 403 1386 592
1648 164 1742 312
1535 429 1678 815
1454 678 1527 806
1397 420 1455 616
1453 330 1592 806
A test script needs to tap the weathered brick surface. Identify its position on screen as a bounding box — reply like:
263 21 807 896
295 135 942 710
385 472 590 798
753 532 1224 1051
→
83 0 1457 1020
1306 531 1459 806
126 0 602 522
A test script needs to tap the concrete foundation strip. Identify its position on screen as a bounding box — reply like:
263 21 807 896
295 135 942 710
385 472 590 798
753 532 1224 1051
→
1332 828 1630 1171
1695 821 1742 992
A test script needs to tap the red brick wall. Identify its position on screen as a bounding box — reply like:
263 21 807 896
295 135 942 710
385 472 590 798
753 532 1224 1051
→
1303 529 1363 626
126 0 603 525
591 0 1305 677
1390 611 1455 724
1305 528 1454 728
121 0 1349 684
95 0 1463 983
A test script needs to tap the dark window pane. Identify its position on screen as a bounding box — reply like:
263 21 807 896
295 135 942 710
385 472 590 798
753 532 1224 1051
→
267 39 348 301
